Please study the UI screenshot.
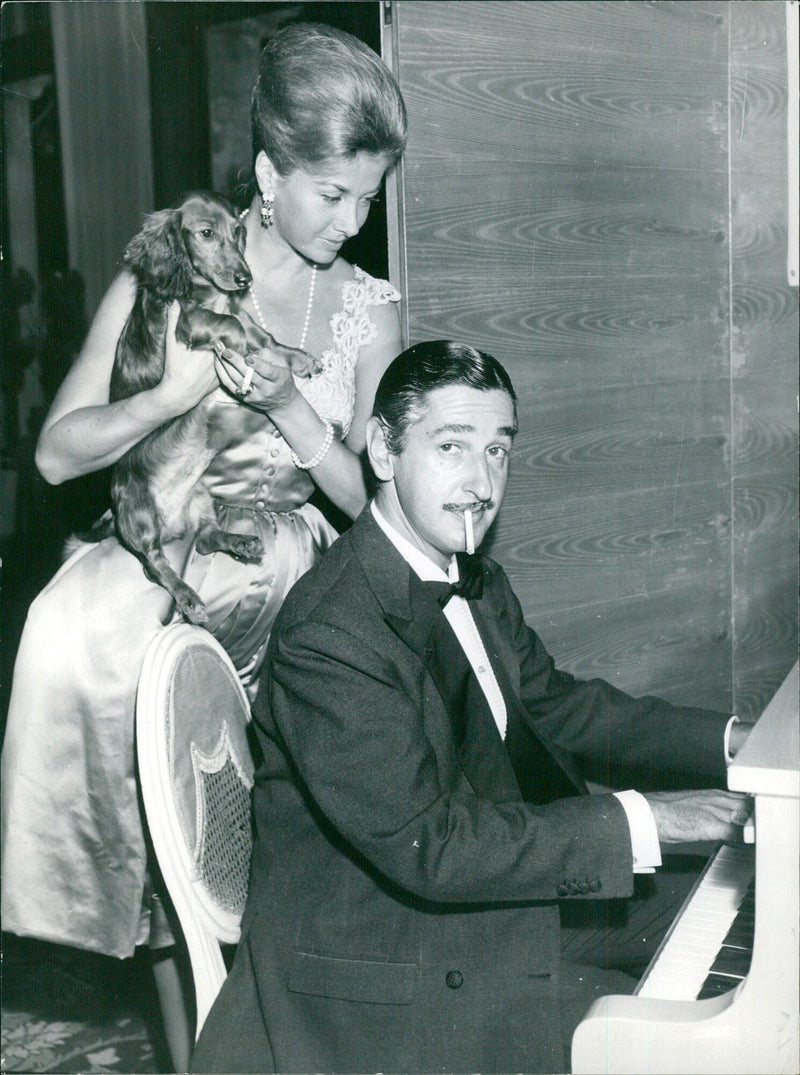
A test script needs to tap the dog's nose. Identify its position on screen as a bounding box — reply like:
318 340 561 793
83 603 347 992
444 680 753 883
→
235 269 252 289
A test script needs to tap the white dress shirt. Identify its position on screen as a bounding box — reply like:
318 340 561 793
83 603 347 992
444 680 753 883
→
371 501 662 872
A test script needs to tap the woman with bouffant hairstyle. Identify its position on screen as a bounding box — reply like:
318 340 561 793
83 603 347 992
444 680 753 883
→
2 21 407 1070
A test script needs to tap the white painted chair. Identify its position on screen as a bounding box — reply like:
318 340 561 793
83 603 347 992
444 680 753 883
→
136 622 255 1038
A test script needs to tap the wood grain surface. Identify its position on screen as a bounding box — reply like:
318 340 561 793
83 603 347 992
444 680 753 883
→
729 0 798 716
391 0 797 716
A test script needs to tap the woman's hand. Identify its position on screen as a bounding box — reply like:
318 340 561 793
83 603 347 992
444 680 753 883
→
36 276 225 483
214 336 319 414
154 303 220 415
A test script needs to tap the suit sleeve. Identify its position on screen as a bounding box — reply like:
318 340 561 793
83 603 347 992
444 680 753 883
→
493 569 730 789
261 617 635 906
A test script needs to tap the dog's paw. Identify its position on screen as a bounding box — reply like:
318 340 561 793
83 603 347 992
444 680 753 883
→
198 528 264 563
172 586 209 625
181 601 209 626
228 535 264 563
286 349 323 379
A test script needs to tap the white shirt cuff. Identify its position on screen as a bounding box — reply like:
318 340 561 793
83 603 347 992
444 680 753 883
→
613 789 662 874
724 714 740 765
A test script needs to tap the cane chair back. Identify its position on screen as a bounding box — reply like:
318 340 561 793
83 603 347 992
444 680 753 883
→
136 623 255 1037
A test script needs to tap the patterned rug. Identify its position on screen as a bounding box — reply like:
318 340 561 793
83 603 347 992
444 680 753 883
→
1 933 168 1074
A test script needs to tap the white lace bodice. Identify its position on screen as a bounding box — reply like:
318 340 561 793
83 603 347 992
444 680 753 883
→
297 266 400 437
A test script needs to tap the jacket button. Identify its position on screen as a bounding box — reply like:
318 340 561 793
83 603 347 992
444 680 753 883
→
445 970 464 989
589 879 602 892
556 883 569 897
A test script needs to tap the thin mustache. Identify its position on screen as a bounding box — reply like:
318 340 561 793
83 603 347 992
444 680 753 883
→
443 501 494 513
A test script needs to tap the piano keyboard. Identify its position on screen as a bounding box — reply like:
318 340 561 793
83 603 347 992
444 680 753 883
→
696 874 754 998
572 663 799 1074
636 843 755 1002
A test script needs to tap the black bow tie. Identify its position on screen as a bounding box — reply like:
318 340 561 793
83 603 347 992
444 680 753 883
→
425 552 484 608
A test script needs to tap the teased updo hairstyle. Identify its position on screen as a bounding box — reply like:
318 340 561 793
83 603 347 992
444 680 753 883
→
251 22 408 175
373 341 518 455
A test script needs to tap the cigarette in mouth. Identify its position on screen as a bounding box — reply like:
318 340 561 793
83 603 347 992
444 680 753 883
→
464 508 475 554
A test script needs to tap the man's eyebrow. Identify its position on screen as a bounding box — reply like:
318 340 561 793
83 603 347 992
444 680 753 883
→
427 423 517 438
427 423 475 436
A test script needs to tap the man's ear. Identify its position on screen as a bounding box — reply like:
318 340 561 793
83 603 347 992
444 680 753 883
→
365 416 395 482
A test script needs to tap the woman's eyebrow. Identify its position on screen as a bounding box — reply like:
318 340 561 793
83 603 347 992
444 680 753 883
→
317 179 382 197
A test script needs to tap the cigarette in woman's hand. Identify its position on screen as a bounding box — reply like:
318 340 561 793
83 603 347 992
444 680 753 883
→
464 508 475 554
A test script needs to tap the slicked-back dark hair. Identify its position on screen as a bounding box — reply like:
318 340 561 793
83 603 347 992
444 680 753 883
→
251 22 407 175
373 340 518 454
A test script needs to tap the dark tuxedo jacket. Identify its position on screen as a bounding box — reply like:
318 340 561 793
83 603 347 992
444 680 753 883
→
192 508 729 1075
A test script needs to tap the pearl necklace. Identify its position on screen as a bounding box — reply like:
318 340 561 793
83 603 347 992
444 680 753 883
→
248 264 317 352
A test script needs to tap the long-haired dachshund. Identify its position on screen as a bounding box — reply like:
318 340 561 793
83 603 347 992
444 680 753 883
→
104 191 315 624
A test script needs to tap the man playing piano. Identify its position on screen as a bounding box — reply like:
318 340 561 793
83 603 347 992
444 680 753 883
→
191 341 753 1075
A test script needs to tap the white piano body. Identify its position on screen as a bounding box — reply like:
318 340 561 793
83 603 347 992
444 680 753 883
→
572 662 799 1075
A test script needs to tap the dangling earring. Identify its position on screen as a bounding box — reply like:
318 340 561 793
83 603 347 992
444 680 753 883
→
260 192 274 229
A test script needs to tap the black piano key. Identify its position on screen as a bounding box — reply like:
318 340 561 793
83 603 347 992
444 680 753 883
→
728 907 755 929
722 922 754 949
738 882 755 909
709 945 752 976
697 973 745 999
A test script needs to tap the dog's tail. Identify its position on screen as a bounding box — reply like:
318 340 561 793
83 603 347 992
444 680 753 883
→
62 509 116 561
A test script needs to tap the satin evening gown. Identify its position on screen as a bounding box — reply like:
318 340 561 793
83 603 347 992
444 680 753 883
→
1 269 399 959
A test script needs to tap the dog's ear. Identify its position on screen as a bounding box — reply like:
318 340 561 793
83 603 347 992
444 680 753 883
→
123 208 192 300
